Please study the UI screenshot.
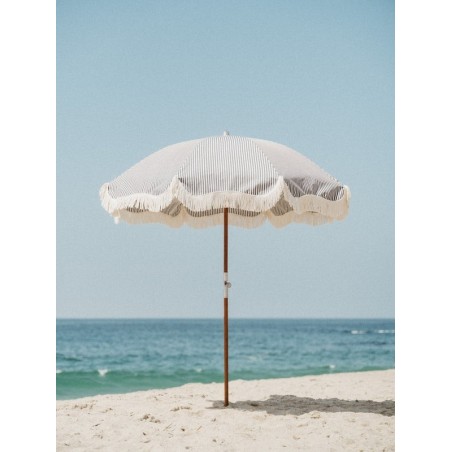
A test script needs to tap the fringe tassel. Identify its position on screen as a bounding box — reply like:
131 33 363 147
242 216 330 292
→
100 178 350 228
173 176 286 213
282 183 350 220
99 181 176 214
113 207 339 229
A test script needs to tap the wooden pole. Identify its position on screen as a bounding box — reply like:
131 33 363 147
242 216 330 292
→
224 208 229 407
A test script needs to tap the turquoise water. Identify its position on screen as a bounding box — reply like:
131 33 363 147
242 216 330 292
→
56 319 394 400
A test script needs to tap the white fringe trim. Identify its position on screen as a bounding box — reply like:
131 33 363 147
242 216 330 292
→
174 176 286 213
99 178 350 229
282 183 350 220
111 207 338 229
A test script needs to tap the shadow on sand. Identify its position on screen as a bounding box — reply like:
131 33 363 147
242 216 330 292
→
210 395 395 417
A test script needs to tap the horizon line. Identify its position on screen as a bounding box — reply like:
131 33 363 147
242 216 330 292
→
56 316 395 320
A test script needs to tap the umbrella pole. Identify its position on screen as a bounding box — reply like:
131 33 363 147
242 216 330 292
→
224 207 229 407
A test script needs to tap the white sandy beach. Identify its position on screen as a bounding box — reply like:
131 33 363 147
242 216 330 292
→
56 369 394 451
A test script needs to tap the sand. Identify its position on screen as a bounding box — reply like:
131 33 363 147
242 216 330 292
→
56 369 394 451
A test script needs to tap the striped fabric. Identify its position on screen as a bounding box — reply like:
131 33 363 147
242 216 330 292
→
100 134 350 228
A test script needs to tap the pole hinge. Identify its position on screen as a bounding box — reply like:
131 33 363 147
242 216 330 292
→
224 272 231 298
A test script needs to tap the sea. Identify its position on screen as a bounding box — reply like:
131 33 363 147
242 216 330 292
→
56 318 395 400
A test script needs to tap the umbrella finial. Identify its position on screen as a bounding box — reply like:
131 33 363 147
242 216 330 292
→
223 130 230 136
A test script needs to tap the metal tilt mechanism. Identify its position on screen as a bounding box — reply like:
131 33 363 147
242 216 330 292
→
223 207 231 406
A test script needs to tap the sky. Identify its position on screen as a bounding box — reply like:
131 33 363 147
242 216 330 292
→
57 0 394 319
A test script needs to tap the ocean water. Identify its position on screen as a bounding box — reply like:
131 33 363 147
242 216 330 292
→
56 319 394 400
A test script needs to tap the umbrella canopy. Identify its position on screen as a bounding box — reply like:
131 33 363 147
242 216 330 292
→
100 132 350 406
100 133 350 228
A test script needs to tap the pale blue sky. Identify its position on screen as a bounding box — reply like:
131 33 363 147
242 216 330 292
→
57 0 394 318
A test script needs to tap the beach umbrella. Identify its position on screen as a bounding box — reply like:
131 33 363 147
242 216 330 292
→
99 132 350 406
